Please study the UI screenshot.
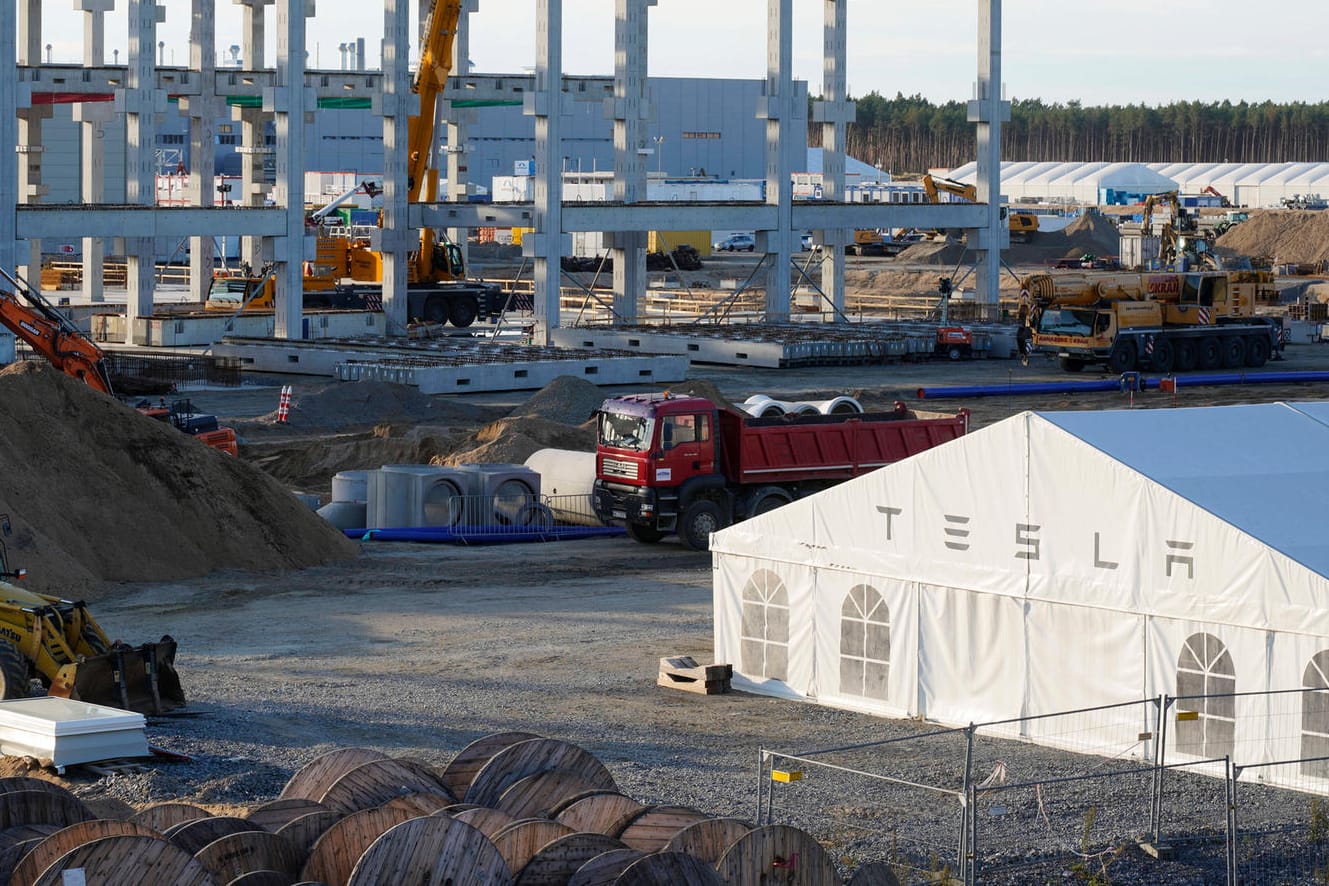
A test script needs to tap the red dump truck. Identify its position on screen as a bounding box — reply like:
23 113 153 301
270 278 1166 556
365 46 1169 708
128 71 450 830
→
593 393 969 550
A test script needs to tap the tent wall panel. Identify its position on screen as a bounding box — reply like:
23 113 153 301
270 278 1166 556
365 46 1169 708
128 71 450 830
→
917 585 1026 726
813 573 919 720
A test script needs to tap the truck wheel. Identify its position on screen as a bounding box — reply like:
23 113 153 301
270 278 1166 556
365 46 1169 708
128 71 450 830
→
945 346 963 361
679 500 723 552
0 641 30 700
1245 335 1271 368
1174 340 1198 372
748 487 792 518
625 522 665 544
1220 335 1247 369
1107 340 1137 373
1197 337 1222 370
1148 337 1175 373
1058 357 1085 372
423 296 448 324
449 297 479 328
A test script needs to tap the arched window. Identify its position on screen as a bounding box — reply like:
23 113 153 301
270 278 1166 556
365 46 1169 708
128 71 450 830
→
740 569 789 681
1175 633 1236 758
1301 651 1329 778
840 584 890 699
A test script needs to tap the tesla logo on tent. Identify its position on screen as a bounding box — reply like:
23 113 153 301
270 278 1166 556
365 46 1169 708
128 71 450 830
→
875 505 902 540
943 514 970 551
1015 524 1041 560
1166 540 1195 578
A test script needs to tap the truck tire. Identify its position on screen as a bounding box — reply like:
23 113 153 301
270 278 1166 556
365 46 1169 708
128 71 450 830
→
0 641 30 700
449 297 479 328
625 522 665 544
749 487 792 518
1197 336 1222 370
1058 357 1085 372
679 500 723 552
1107 340 1137 374
1147 336 1175 373
1174 339 1198 372
1220 335 1247 369
423 296 448 324
1245 335 1271 368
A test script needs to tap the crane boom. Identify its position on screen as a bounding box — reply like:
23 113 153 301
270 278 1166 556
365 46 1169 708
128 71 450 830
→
0 267 113 395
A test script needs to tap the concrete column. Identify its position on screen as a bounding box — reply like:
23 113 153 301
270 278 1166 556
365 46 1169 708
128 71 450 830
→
185 1 219 303
236 0 274 271
0 1 15 275
971 0 1009 310
272 0 310 340
607 0 654 324
15 0 46 286
759 0 796 323
443 0 478 269
380 0 410 332
124 1 165 338
813 0 853 318
78 1 116 304
526 0 564 345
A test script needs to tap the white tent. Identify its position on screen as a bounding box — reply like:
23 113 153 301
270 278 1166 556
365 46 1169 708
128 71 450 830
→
712 402 1329 777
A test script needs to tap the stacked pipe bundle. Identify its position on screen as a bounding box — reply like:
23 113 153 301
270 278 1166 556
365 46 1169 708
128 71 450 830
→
740 394 864 418
0 733 903 885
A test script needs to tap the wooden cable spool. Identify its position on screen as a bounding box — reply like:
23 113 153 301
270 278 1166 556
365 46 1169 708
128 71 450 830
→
465 738 616 809
82 797 135 821
0 822 59 848
130 802 212 834
611 805 710 852
512 832 627 886
437 803 480 815
0 779 79 802
244 797 331 832
11 819 160 886
440 731 542 800
0 791 92 833
31 834 216 886
0 835 46 885
300 805 417 886
546 789 625 819
274 809 343 868
279 747 389 802
344 815 512 886
167 815 264 855
193 828 302 883
224 871 292 886
450 806 517 839
612 851 726 886
847 860 904 886
565 848 647 886
494 769 602 820
714 824 841 886
317 758 456 816
554 793 644 836
489 818 575 876
379 791 455 816
662 817 753 864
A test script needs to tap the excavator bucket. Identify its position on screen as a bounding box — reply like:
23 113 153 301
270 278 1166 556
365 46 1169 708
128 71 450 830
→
69 636 185 715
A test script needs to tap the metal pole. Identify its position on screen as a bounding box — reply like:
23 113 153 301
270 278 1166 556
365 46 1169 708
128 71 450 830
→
1153 694 1170 843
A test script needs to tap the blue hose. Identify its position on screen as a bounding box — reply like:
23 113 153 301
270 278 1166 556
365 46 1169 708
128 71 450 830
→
917 371 1329 400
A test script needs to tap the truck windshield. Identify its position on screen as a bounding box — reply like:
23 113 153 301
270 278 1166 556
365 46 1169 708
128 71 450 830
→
598 412 654 452
1036 308 1095 337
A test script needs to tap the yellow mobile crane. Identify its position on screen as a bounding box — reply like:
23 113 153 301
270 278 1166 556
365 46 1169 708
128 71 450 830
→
921 174 1040 242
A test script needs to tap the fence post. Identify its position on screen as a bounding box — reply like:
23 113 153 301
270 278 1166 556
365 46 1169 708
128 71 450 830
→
1152 694 1170 843
958 723 976 883
755 749 766 827
966 782 978 886
1227 758 1239 886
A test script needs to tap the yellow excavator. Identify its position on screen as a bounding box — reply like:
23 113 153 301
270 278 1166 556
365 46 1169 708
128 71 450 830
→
0 516 184 714
921 174 1040 242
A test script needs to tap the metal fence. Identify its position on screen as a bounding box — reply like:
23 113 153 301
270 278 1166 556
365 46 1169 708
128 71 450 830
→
759 689 1329 885
356 492 624 545
19 349 243 392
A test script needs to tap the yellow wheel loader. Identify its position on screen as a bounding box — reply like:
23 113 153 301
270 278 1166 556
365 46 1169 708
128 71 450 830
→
0 516 184 715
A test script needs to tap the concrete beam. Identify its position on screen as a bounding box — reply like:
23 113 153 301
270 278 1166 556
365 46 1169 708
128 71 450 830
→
124 1 164 339
272 0 310 340
380 0 410 332
607 0 654 324
0 2 16 275
188 0 219 303
528 0 564 345
816 0 852 316
760 0 796 322
17 207 288 240
971 0 1010 306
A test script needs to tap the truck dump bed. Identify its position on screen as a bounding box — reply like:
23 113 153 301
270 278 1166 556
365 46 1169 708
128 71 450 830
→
717 406 968 486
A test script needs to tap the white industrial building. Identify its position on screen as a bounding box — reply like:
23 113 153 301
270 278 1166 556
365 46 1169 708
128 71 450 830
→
1147 163 1329 209
713 402 1329 787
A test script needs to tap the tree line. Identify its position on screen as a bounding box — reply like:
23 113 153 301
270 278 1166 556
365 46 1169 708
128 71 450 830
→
808 93 1329 175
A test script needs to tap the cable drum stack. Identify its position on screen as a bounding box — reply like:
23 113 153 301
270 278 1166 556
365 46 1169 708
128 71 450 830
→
0 733 898 884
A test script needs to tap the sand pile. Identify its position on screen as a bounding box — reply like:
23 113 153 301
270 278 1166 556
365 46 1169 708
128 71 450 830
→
894 209 1122 266
1216 210 1329 265
0 363 358 596
505 375 608 425
435 416 596 466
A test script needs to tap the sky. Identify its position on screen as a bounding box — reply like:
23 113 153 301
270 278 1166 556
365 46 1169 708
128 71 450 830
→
33 0 1329 107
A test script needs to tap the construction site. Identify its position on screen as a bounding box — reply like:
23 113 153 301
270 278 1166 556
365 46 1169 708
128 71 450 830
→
4 1 1329 885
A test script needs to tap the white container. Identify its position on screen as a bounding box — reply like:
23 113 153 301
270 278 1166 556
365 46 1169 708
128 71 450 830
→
331 470 371 503
0 697 147 771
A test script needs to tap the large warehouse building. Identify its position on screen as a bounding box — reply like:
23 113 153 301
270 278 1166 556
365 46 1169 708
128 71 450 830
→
712 402 1329 790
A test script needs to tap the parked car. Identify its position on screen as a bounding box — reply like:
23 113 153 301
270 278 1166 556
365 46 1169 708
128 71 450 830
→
715 233 756 252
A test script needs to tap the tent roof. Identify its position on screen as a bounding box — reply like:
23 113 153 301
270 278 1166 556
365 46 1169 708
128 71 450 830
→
946 161 1176 192
1040 402 1329 577
803 148 888 181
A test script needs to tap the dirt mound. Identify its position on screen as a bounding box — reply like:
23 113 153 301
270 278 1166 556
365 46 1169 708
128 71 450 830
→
241 380 502 432
507 376 607 425
434 416 596 466
1217 210 1329 265
893 212 1120 266
0 363 358 596
245 425 471 495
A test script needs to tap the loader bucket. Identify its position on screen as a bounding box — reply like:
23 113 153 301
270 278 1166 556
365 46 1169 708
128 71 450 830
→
69 636 185 715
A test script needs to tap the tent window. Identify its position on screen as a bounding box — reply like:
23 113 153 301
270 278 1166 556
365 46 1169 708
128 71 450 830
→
1175 632 1236 758
1300 652 1329 778
740 569 789 681
840 584 890 700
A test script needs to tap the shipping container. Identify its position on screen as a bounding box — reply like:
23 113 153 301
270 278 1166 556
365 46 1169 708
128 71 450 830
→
648 230 712 257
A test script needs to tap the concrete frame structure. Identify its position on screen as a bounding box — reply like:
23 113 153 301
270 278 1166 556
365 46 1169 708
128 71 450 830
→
4 0 1004 346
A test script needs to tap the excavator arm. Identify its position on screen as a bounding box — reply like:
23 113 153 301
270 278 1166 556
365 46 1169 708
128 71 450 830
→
0 269 113 395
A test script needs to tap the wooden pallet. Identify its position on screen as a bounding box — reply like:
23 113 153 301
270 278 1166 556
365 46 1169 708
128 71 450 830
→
657 656 732 695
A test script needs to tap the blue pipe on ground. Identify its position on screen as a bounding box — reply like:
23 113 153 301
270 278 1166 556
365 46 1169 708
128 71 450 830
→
916 371 1329 400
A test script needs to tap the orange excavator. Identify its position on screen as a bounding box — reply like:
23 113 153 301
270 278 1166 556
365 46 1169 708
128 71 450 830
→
0 267 238 455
